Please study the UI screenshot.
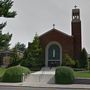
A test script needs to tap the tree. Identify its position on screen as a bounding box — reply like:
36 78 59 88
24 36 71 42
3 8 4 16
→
30 33 42 67
80 48 88 68
0 31 12 50
0 0 16 50
9 42 26 66
0 0 16 18
21 42 32 67
14 42 26 52
9 47 20 66
0 0 16 29
21 33 43 68
62 54 75 67
9 44 25 67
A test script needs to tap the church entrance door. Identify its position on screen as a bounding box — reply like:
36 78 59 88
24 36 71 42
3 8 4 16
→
45 42 62 67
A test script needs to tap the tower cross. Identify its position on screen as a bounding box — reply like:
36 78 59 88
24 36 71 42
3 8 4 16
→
74 5 77 9
53 24 55 29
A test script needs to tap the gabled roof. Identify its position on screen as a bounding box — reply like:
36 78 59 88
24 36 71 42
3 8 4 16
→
40 28 72 38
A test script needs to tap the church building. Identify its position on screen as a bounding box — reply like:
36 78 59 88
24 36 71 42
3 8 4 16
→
39 7 82 67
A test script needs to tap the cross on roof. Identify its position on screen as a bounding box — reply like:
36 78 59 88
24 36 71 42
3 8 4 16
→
74 5 77 9
53 24 55 29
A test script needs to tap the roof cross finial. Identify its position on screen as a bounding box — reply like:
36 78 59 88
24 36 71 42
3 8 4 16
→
74 5 77 9
53 24 55 29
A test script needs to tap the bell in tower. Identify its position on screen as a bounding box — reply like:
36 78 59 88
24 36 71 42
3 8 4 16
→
71 6 82 60
72 5 80 22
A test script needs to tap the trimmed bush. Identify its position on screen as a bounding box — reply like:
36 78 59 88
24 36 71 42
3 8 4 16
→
62 54 75 67
2 65 30 82
55 66 75 84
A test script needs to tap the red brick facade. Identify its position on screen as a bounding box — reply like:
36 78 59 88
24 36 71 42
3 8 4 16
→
39 8 82 66
39 29 74 57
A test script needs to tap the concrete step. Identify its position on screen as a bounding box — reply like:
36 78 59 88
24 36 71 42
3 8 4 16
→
41 67 56 71
25 67 56 84
25 74 55 84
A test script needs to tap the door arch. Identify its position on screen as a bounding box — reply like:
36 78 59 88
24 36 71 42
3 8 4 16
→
45 41 62 67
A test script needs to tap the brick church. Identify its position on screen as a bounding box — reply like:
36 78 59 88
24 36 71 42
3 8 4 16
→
39 7 82 67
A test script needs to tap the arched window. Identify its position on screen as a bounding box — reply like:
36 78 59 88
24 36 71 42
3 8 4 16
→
48 44 60 60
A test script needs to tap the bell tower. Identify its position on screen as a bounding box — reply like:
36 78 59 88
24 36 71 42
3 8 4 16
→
71 6 82 60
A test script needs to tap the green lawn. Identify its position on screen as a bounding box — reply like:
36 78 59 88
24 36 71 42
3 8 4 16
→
0 68 6 81
74 71 90 78
0 68 90 81
0 68 6 79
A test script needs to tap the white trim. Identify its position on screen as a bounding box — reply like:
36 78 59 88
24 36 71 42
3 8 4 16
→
45 41 62 67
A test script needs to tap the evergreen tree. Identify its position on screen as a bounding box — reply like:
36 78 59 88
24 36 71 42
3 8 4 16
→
9 47 20 66
9 42 26 66
0 0 16 50
0 0 16 18
30 33 42 67
21 42 32 67
14 42 26 52
22 33 43 68
80 48 88 68
0 30 12 50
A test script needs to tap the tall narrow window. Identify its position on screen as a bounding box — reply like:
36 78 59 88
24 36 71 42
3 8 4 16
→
48 44 60 60
53 49 55 58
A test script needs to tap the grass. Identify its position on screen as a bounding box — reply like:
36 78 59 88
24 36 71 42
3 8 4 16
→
0 67 90 81
0 68 6 81
74 71 90 78
0 68 6 77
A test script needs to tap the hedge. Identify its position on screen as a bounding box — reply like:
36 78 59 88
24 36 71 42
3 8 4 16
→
55 66 75 84
2 65 30 82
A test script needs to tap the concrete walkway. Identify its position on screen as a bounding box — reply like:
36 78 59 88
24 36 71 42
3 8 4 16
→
24 67 55 84
0 67 90 89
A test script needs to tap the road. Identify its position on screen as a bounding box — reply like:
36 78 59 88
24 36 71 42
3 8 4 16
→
0 86 89 90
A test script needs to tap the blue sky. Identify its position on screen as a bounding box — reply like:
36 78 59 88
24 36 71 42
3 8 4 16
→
0 0 90 53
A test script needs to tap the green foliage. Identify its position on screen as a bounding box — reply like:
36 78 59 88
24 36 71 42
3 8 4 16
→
0 0 16 30
0 68 6 81
74 59 80 68
0 0 16 50
88 59 90 70
62 54 75 67
0 31 12 50
0 68 6 76
80 48 88 68
9 42 25 66
0 22 6 29
55 66 75 84
2 65 30 82
9 47 22 66
0 0 16 18
14 42 26 52
21 33 43 69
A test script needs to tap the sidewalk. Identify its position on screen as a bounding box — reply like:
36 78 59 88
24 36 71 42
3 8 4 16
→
0 81 90 89
0 67 90 89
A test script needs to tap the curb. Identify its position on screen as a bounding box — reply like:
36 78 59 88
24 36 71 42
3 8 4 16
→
0 84 90 89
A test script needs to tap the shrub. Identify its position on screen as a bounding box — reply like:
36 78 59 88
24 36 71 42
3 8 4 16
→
21 34 43 69
55 66 75 84
62 54 75 67
80 48 88 68
74 59 80 68
2 65 30 82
